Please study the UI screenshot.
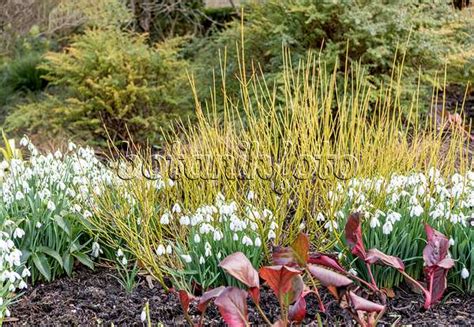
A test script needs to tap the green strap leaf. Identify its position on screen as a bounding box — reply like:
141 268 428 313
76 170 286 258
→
54 215 71 237
63 253 73 276
32 253 51 281
72 252 94 270
38 246 63 268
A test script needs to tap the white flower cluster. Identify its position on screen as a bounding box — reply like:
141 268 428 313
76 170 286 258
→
0 221 29 319
1 138 118 219
332 169 474 234
162 193 276 265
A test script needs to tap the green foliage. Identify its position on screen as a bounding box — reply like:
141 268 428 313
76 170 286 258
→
47 0 132 34
334 170 473 293
0 27 53 123
191 0 473 104
6 29 192 146
114 250 139 294
0 139 114 283
1 52 47 94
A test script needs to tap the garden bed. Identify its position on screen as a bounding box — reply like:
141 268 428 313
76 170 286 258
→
8 267 474 326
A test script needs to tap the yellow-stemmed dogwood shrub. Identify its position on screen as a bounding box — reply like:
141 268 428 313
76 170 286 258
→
90 49 471 292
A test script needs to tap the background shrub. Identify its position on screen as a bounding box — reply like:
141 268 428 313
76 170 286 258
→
190 0 474 111
5 29 192 146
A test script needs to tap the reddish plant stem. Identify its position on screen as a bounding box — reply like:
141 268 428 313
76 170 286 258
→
305 268 326 313
365 262 379 291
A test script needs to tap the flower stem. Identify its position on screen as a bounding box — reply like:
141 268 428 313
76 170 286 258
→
305 268 326 312
255 302 273 326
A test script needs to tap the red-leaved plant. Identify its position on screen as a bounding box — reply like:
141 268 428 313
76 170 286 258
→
344 213 455 310
176 212 454 326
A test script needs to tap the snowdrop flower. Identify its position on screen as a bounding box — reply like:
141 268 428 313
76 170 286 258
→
194 234 201 243
116 249 124 257
83 210 92 219
461 267 469 279
179 215 190 226
370 216 380 228
160 212 171 225
20 136 29 147
172 203 181 214
348 268 358 276
382 221 393 235
68 142 77 151
156 244 166 256
181 254 192 263
18 280 27 289
199 223 213 234
247 191 255 201
91 242 102 258
15 191 24 201
242 235 253 246
316 212 325 221
449 238 455 246
13 228 25 239
386 211 401 223
47 200 56 211
199 256 205 264
213 230 223 241
121 256 128 265
270 221 278 230
262 209 273 219
233 233 239 241
324 220 338 232
268 230 276 240
140 307 147 322
166 245 172 254
410 204 423 217
205 242 212 257
254 237 262 247
21 268 31 278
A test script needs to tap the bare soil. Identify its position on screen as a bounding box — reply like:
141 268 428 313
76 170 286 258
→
7 267 474 326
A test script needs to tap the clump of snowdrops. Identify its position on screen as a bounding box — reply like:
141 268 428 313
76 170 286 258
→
165 192 277 291
333 168 474 292
0 137 116 282
88 162 279 290
0 219 29 322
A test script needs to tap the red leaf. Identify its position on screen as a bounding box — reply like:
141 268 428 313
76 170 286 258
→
259 265 304 305
197 286 225 312
272 246 297 266
344 213 367 260
292 233 310 266
366 249 405 271
178 290 195 313
422 224 455 309
308 253 346 273
423 224 450 267
307 264 353 288
219 252 259 289
272 233 310 267
348 291 385 313
288 288 311 322
214 287 249 327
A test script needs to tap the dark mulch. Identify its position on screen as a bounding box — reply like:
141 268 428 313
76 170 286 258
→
7 267 474 326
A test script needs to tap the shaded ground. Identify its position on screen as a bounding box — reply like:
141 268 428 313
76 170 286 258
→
7 267 474 326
